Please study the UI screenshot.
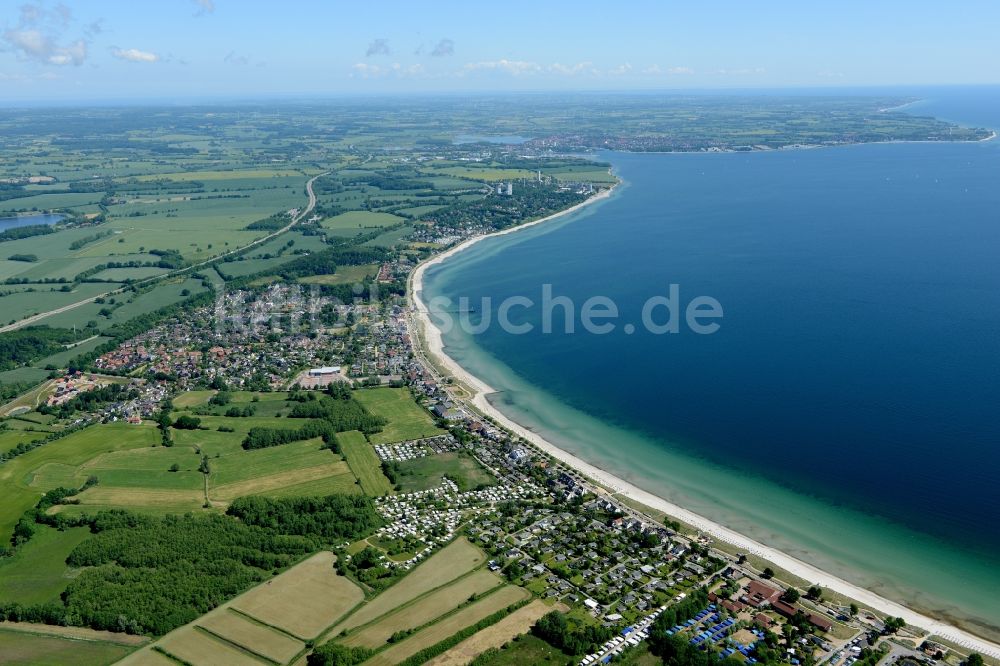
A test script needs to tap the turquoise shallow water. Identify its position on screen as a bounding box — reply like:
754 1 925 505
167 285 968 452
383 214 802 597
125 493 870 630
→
422 88 1000 637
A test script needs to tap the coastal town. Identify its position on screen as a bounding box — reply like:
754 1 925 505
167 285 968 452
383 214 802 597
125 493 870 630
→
3 248 994 665
0 96 997 666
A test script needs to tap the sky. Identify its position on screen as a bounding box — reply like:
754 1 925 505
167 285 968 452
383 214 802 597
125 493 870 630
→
1 0 998 103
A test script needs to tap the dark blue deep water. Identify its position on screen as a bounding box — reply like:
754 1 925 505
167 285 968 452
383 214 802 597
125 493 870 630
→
424 87 1000 631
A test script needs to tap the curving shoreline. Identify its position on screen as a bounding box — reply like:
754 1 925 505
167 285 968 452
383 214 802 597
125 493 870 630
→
406 186 1000 659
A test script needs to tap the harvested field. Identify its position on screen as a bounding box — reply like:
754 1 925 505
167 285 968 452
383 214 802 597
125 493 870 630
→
425 600 561 666
366 586 531 666
157 626 268 665
330 537 485 635
200 610 304 664
115 649 178 666
343 569 502 649
232 551 364 640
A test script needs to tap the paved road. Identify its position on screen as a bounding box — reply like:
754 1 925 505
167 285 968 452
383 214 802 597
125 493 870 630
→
0 172 326 334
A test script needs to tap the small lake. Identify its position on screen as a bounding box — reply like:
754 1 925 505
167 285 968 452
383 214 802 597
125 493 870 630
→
0 213 64 232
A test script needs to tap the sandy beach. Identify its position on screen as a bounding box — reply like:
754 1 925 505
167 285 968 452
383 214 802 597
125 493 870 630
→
407 187 1000 659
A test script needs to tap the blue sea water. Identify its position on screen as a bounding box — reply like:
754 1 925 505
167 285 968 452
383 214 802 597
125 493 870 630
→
422 87 1000 635
0 213 63 232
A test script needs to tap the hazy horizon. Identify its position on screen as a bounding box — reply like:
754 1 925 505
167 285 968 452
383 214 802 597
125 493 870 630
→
2 0 998 104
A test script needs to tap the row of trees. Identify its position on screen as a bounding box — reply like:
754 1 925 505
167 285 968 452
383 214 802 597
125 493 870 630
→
286 395 387 434
241 420 340 451
226 494 383 542
532 610 616 656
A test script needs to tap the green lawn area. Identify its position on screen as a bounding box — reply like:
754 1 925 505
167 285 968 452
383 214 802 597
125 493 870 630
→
0 629 135 666
394 451 497 493
354 387 445 445
339 430 392 496
0 525 91 605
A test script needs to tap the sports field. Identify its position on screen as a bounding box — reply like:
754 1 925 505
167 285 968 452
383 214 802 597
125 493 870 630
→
354 387 445 445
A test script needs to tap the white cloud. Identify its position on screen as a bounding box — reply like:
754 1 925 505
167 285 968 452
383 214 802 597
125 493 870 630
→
608 63 633 76
112 47 159 63
549 61 594 76
463 59 541 75
2 2 91 66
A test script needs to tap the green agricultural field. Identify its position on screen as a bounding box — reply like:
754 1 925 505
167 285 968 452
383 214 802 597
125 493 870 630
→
30 336 112 369
355 387 445 445
1 410 367 525
0 367 50 387
0 429 48 453
363 224 415 248
421 166 537 182
133 169 306 182
396 204 446 218
393 451 497 493
0 525 91 604
0 283 111 325
208 436 355 501
298 263 379 286
171 390 214 408
321 211 404 232
0 629 135 666
0 422 160 541
89 266 170 281
339 430 393 496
